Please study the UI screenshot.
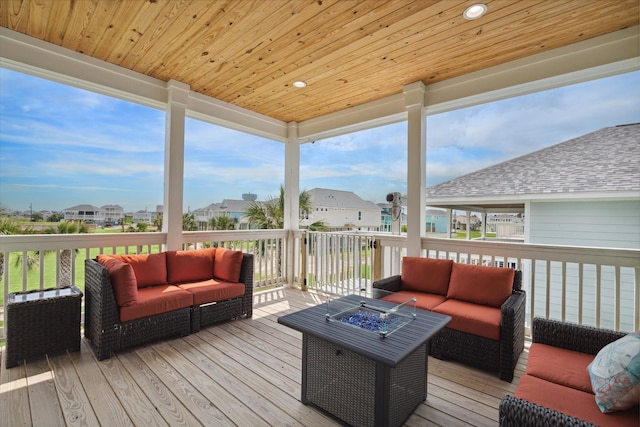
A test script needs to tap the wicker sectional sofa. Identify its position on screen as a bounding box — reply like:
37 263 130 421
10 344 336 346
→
499 318 639 427
372 256 525 382
84 247 253 360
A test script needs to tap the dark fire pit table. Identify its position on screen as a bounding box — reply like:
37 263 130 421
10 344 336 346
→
278 294 450 427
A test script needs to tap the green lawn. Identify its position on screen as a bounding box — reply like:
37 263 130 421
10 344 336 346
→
452 230 497 239
1 246 157 306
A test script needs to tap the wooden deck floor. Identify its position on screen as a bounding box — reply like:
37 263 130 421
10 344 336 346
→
1 288 527 427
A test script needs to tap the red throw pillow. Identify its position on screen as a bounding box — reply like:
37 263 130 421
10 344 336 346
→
401 257 453 295
98 252 167 288
98 257 138 307
213 248 243 282
166 248 216 283
447 263 515 308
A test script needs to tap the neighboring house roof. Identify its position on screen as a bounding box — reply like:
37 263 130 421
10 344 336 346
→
426 124 640 212
308 188 380 210
101 204 123 209
63 204 101 211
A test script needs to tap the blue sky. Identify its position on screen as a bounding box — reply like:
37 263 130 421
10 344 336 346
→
1 68 639 213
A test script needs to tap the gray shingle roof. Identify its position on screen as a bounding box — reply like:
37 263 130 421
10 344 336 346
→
308 188 379 209
427 124 640 199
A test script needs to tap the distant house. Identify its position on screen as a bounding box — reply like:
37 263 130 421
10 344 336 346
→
426 209 448 233
303 188 381 231
194 198 256 230
132 209 156 224
62 204 103 222
101 204 124 223
426 124 640 249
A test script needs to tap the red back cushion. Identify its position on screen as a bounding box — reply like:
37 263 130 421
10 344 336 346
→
97 253 167 288
447 263 515 308
213 248 244 282
401 257 453 295
97 257 138 307
166 248 216 283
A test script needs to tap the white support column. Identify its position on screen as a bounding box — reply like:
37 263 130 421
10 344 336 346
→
482 212 487 239
284 122 301 286
466 210 471 240
404 82 426 257
163 80 189 251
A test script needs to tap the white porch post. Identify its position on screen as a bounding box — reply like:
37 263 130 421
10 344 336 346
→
404 82 426 257
284 122 301 286
163 80 189 251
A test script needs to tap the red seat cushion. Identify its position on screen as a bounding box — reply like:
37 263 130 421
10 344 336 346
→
177 279 245 305
98 257 138 307
431 299 501 340
98 253 167 288
515 373 639 427
381 290 446 311
447 263 514 308
400 257 453 295
527 343 595 393
119 285 193 322
166 248 216 284
213 248 244 282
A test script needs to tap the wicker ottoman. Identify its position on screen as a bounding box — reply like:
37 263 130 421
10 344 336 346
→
5 286 83 368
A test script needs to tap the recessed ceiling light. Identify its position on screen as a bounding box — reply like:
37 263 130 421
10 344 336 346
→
292 80 307 88
463 4 487 20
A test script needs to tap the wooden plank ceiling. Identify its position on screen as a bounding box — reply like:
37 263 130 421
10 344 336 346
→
1 0 637 123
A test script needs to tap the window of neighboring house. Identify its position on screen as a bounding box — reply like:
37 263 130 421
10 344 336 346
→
358 211 362 221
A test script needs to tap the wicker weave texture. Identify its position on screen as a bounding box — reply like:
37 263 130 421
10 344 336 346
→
499 395 598 427
6 286 83 368
305 334 426 427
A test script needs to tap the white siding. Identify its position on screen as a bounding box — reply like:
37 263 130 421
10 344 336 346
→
529 200 640 249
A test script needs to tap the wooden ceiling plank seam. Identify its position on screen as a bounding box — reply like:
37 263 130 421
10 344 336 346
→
26 0 54 39
254 1 636 120
235 0 558 111
127 0 236 73
212 0 454 102
207 0 422 100
103 1 167 65
42 0 73 46
1 0 30 34
89 1 159 62
54 0 100 53
119 0 214 70
154 0 292 80
75 0 126 57
145 0 245 77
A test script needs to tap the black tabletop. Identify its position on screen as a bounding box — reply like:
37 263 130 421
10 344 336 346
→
278 294 450 367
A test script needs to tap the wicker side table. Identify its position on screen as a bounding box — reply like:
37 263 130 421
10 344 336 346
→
5 286 83 368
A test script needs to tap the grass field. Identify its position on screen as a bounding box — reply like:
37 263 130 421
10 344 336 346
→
1 246 157 306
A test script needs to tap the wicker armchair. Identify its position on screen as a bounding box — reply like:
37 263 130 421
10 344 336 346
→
373 270 525 382
499 318 628 427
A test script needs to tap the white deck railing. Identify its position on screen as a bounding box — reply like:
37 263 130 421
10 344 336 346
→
1 230 638 340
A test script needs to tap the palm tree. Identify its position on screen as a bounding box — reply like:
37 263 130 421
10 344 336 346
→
210 215 236 230
43 222 88 286
245 185 322 230
183 213 198 231
0 216 28 282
